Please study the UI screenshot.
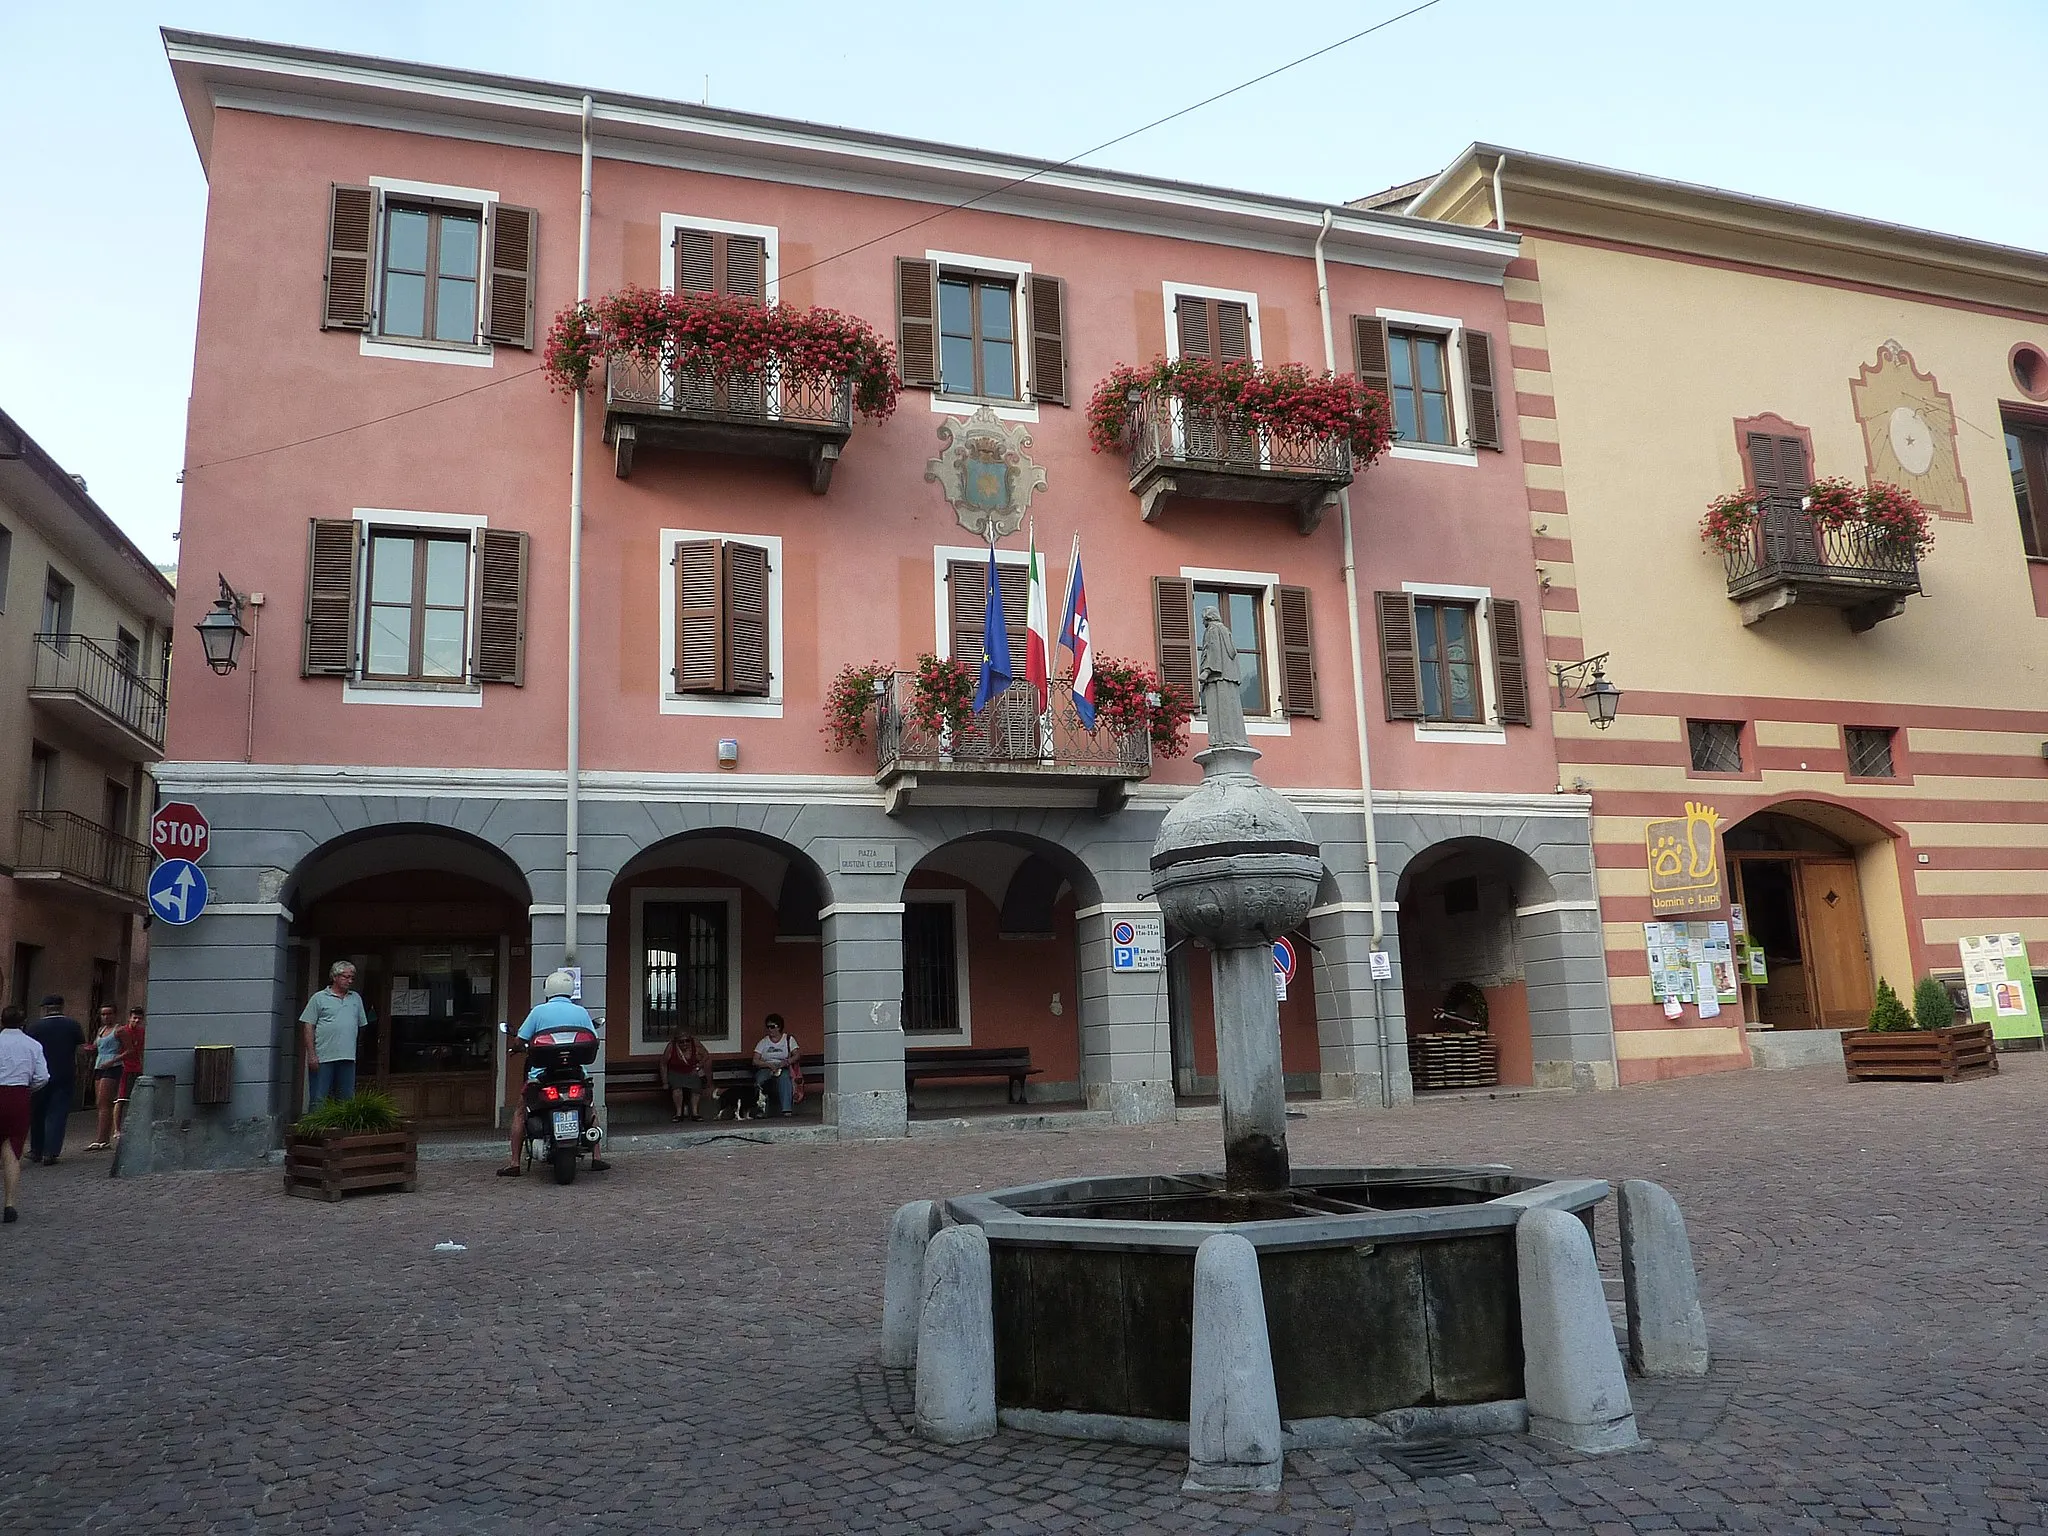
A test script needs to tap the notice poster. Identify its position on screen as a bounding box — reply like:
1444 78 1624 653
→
1959 935 2045 1043
1746 944 1768 983
1705 922 1740 1003
392 988 431 1017
1695 963 1720 1018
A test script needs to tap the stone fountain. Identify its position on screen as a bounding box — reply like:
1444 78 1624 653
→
883 614 1706 1491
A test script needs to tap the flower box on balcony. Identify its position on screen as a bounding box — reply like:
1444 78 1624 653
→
1706 479 1930 631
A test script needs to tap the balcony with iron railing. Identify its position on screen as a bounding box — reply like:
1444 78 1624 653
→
29 634 167 760
1124 386 1355 535
874 672 1152 815
603 353 855 492
15 810 152 908
1723 501 1922 631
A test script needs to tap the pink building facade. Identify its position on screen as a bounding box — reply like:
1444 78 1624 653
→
151 33 1610 1158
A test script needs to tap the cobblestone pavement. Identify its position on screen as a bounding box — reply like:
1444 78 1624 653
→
6 1059 2048 1534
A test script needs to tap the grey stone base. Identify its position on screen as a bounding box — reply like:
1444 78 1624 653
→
1746 1028 1846 1070
826 1088 908 1139
998 1399 1530 1451
1317 1069 1413 1107
113 1077 279 1175
1533 1060 1618 1092
1086 1080 1176 1124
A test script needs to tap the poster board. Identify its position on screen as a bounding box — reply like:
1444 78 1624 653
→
1958 934 2045 1043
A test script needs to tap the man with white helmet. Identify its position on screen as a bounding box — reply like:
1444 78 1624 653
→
499 969 610 1177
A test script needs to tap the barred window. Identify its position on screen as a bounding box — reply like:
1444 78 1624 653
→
1688 720 1744 774
1846 726 1897 779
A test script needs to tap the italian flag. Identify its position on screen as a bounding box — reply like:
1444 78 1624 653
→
1025 523 1051 714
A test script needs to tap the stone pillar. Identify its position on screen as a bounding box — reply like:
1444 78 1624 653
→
1519 903 1617 1092
821 905 907 1138
1184 1232 1283 1493
1517 1207 1640 1453
1211 942 1289 1191
1308 902 1411 1106
1076 906 1174 1124
1619 1179 1709 1377
881 1199 942 1369
914 1224 996 1444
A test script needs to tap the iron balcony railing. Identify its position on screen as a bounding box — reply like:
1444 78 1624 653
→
604 352 854 433
1125 385 1354 483
32 633 167 747
17 810 152 901
875 672 1151 777
1722 501 1922 601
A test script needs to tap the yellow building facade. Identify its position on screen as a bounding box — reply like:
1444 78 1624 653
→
1405 148 2048 1081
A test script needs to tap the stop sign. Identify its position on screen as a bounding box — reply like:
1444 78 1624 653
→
151 801 210 863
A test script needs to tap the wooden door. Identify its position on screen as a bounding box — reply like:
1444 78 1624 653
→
1797 859 1873 1030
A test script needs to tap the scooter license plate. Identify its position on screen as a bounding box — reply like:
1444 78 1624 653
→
551 1110 580 1140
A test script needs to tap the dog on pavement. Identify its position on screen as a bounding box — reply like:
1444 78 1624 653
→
716 1082 764 1121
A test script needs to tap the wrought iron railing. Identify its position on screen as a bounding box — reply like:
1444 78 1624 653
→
17 810 151 899
875 672 1150 776
1722 501 1921 598
604 352 853 432
31 633 166 747
1125 386 1353 482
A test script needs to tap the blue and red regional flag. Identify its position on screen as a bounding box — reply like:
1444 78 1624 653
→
1025 524 1051 714
1060 534 1096 728
972 540 1013 713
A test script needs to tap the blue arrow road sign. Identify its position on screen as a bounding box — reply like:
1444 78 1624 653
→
147 858 210 926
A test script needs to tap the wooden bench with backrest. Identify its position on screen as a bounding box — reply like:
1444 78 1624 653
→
903 1045 1039 1107
603 1054 824 1111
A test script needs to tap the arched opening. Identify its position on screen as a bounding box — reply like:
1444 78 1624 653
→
286 825 532 1128
1726 799 1900 1033
605 830 830 1126
899 833 1099 1116
1396 838 1554 1092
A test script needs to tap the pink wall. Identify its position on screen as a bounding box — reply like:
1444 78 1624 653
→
1183 947 1322 1079
172 109 1556 797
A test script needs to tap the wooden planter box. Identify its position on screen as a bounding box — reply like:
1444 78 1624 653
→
284 1124 418 1202
1842 1022 1998 1083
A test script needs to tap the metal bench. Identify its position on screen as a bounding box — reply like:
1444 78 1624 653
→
903 1045 1040 1107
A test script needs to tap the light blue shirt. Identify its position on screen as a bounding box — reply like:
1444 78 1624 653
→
518 997 595 1081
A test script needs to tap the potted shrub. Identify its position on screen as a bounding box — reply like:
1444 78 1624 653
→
823 660 895 752
1842 977 1996 1083
284 1089 418 1202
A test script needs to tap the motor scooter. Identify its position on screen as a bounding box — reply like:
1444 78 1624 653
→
504 1018 605 1183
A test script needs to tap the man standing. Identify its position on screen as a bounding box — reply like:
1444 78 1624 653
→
0 1007 51 1223
26 996 83 1166
299 962 367 1109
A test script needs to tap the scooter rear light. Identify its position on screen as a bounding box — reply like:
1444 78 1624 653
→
542 1085 560 1102
565 1083 584 1100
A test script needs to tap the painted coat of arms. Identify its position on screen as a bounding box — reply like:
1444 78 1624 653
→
924 406 1047 540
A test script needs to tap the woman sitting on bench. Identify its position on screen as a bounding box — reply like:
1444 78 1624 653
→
661 1031 713 1122
752 1014 802 1118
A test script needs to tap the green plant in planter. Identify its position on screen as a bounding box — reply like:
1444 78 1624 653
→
292 1089 404 1138
1912 976 1958 1033
1865 979 1914 1033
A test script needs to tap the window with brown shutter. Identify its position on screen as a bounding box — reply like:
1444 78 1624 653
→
1152 576 1198 708
302 519 362 676
1464 330 1501 450
1352 315 1391 400
946 558 1028 665
1174 295 1252 361
1374 591 1423 721
473 529 528 685
323 185 376 331
1745 432 1811 499
673 227 766 300
671 537 776 697
896 257 941 388
724 541 771 696
673 539 726 693
1276 585 1318 718
1488 596 1529 725
1028 273 1068 406
484 204 538 349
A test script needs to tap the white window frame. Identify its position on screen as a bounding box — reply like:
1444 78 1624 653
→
628 885 744 1055
660 213 782 299
902 888 973 1044
362 176 500 369
658 529 784 719
342 507 489 709
1180 564 1291 739
1378 307 1480 465
927 249 1038 422
933 543 1029 660
1402 580 1506 744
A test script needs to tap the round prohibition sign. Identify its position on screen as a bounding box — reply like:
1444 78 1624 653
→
1112 921 1137 947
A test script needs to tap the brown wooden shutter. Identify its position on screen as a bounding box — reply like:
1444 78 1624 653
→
1374 591 1423 721
322 184 376 331
1027 273 1068 406
1353 315 1391 400
483 204 538 348
301 518 361 677
1276 585 1319 719
896 257 940 388
1776 435 1811 492
1489 596 1529 726
1463 329 1500 450
948 559 988 663
673 539 726 692
1215 300 1251 361
721 234 767 301
1175 295 1214 358
471 529 528 685
676 228 717 294
724 541 771 696
996 559 1029 662
1152 576 1197 708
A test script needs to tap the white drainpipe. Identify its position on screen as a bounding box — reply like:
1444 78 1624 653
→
565 94 593 971
1492 153 1509 231
1314 208 1393 1107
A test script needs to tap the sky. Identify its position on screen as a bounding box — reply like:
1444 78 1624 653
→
3 0 2045 566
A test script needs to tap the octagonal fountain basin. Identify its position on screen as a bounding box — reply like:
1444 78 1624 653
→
946 1166 1607 1431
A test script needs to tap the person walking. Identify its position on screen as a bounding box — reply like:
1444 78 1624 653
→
111 1006 146 1141
85 1008 122 1151
299 962 367 1109
26 996 84 1166
0 1006 50 1223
